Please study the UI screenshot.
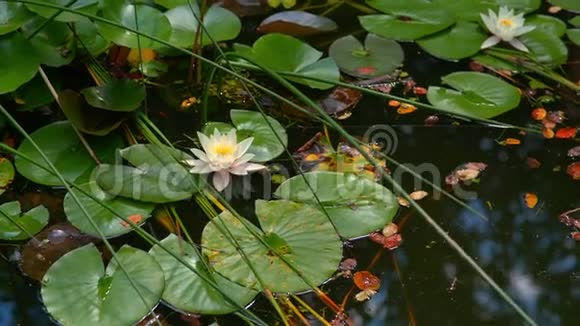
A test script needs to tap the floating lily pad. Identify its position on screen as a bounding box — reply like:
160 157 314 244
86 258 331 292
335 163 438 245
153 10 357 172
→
0 201 49 240
21 18 75 67
235 33 339 89
548 0 580 12
42 244 164 326
203 110 287 162
0 2 34 35
568 28 580 45
98 1 172 49
25 0 99 22
275 172 398 239
258 10 337 36
59 90 128 136
19 223 96 281
0 157 15 196
492 0 540 12
432 0 491 21
149 234 258 314
427 71 521 119
519 29 568 65
472 54 520 72
81 79 145 112
418 21 487 60
570 16 580 27
75 17 110 56
64 181 155 238
164 4 241 48
95 144 201 203
359 0 455 41
525 14 567 37
329 34 404 78
202 199 342 293
15 121 124 186
13 73 60 112
0 32 40 94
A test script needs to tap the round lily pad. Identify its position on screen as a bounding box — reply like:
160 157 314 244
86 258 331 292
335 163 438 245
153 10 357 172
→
14 121 124 186
329 34 404 78
0 157 15 196
202 199 342 293
13 73 61 112
274 171 398 239
417 21 487 60
427 71 521 119
81 79 145 112
231 109 287 162
95 144 201 203
21 18 75 67
258 10 338 36
149 234 258 314
548 0 580 12
25 0 99 22
0 32 40 94
0 201 49 240
41 244 164 326
98 1 172 49
359 0 455 41
0 2 34 35
519 29 568 65
75 17 110 56
432 0 491 21
64 181 155 238
568 28 580 46
492 0 540 12
525 14 567 37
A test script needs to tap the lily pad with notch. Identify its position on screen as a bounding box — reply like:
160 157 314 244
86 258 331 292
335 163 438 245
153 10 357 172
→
525 14 567 37
359 0 455 41
329 34 404 78
41 244 164 326
0 201 49 241
258 10 337 36
81 79 145 112
427 71 521 119
21 17 75 67
25 0 99 22
417 21 487 60
15 121 124 186
202 199 342 293
519 29 568 66
275 171 398 239
149 234 258 314
0 32 40 94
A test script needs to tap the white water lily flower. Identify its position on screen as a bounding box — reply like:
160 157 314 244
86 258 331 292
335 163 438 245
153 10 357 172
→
480 6 535 52
185 129 266 191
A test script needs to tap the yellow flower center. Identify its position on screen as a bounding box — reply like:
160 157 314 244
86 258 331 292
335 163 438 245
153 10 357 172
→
499 18 514 27
212 143 235 156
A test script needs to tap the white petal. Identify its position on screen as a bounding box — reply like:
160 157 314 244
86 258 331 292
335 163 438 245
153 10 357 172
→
235 137 254 158
480 36 501 49
190 162 214 174
480 13 495 33
229 166 249 175
233 153 255 165
226 128 237 143
212 171 231 191
190 148 208 161
513 25 535 37
197 132 212 153
508 38 529 52
241 162 266 172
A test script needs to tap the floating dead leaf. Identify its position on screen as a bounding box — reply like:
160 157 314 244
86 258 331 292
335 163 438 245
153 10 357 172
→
18 223 96 281
397 103 417 114
369 232 402 250
381 223 398 237
317 87 362 120
558 208 580 228
543 128 555 139
531 108 546 120
388 100 400 107
500 138 521 145
397 196 410 207
258 10 338 36
555 127 577 139
446 162 487 185
548 6 562 13
353 271 380 291
127 48 156 66
413 86 427 95
526 157 541 169
568 146 580 158
424 115 440 126
571 232 580 241
566 162 580 180
409 190 428 200
339 258 357 278
542 119 556 130
548 111 566 124
524 192 538 208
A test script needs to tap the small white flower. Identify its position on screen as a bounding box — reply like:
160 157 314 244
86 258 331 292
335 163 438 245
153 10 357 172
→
480 6 535 52
184 129 266 191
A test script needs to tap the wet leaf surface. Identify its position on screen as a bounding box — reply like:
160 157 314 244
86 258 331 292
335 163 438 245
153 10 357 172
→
258 10 337 36
0 201 48 241
81 79 145 112
0 157 15 196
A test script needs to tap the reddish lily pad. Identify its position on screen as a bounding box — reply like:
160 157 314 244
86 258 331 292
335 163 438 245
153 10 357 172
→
258 10 337 36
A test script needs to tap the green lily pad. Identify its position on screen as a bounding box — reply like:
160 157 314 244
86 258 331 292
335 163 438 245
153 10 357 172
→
329 34 404 78
359 0 455 41
432 0 491 21
81 79 145 112
149 234 258 314
95 144 201 203
548 0 580 12
472 54 520 72
427 71 521 119
418 21 487 60
41 244 164 326
525 14 567 37
274 172 398 239
492 0 540 12
202 199 342 293
25 0 99 22
568 28 580 45
14 121 124 186
0 201 49 240
0 157 15 196
0 2 34 35
75 17 110 56
258 10 338 36
13 73 61 112
98 0 172 49
520 29 568 65
59 89 127 136
236 33 339 89
63 181 155 238
0 32 40 94
165 4 241 48
21 18 75 67
570 16 580 27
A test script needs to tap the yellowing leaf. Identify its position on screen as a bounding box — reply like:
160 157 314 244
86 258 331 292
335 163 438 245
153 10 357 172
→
409 190 428 200
524 193 538 208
